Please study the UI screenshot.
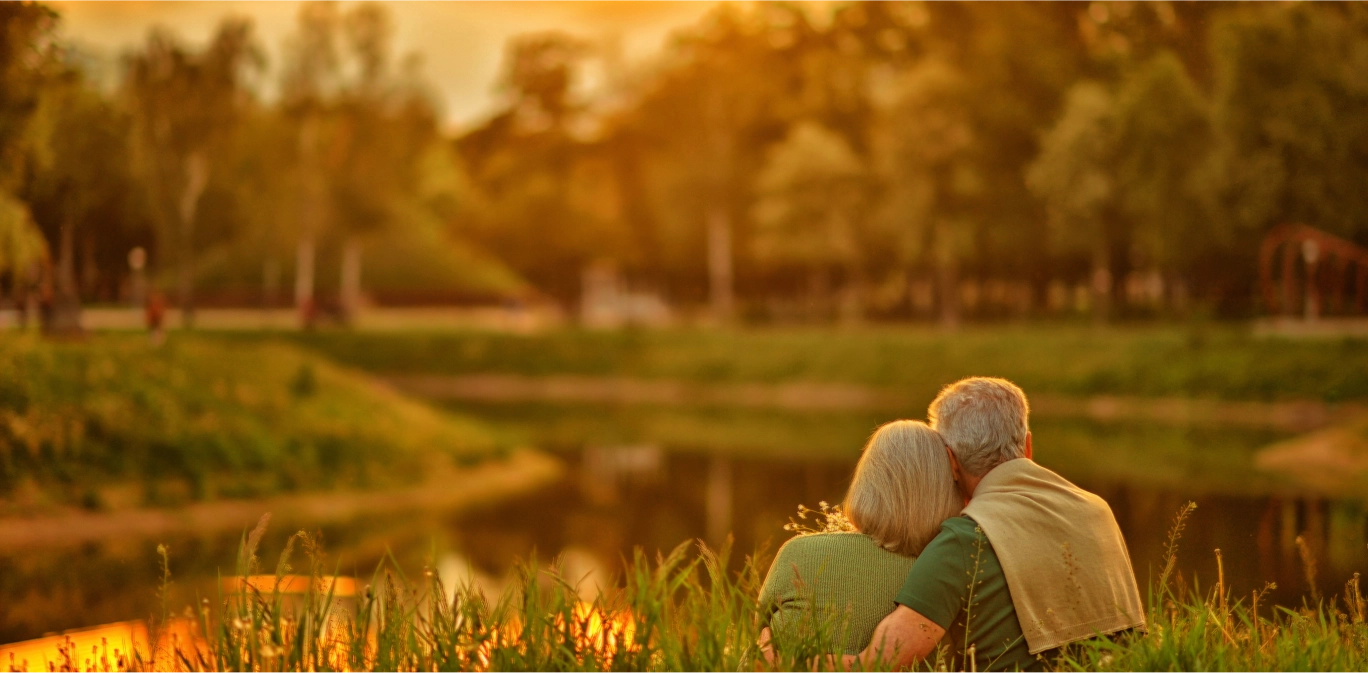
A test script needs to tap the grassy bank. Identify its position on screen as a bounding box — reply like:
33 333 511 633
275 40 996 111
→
274 325 1368 404
35 506 1368 672
0 334 502 514
443 401 1290 495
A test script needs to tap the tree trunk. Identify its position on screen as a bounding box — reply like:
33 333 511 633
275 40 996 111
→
297 116 325 329
80 234 97 298
177 151 210 329
49 217 83 335
938 261 959 329
340 237 363 324
807 268 831 322
936 222 960 329
707 207 734 324
295 236 316 328
839 266 865 326
1091 243 1112 323
1166 271 1190 317
263 258 280 310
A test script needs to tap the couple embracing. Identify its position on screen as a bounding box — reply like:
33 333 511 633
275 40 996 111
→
758 377 1145 671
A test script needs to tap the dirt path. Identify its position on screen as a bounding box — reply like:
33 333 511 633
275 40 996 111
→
387 374 1363 432
0 450 562 550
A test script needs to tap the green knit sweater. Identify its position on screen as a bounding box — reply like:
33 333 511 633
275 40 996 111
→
758 532 917 655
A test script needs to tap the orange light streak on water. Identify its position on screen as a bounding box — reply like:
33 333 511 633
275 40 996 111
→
0 620 145 672
0 587 633 671
0 618 209 672
221 574 359 597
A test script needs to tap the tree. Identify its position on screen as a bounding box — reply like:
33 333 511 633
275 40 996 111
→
330 3 441 320
277 2 453 323
875 60 979 327
1112 51 1212 306
456 31 628 305
1029 49 1213 320
1026 81 1119 320
0 192 46 303
125 18 262 327
280 1 341 324
1201 3 1368 311
621 3 814 320
0 3 57 317
0 2 57 185
24 66 139 332
753 121 870 322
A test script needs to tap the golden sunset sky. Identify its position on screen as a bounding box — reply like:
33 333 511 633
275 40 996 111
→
48 1 722 130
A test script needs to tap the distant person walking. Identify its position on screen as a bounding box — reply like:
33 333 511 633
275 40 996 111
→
851 377 1145 671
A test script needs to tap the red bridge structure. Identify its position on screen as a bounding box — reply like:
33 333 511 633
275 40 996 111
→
1259 223 1368 320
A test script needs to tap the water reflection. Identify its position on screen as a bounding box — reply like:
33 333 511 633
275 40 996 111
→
507 446 1368 609
2 409 1366 645
0 620 147 672
580 444 665 504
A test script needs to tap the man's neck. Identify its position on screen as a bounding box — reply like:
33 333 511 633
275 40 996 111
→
964 457 1031 500
962 472 985 499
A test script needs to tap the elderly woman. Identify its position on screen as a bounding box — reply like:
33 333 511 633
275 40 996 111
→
758 420 962 656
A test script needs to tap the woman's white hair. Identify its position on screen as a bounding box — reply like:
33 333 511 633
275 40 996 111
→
928 377 1030 477
844 420 963 556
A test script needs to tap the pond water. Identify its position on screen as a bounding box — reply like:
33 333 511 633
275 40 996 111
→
3 402 1366 645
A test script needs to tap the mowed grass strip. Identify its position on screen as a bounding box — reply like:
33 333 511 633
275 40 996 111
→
0 334 502 512
278 325 1368 404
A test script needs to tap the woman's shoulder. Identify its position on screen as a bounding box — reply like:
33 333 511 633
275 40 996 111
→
776 532 908 562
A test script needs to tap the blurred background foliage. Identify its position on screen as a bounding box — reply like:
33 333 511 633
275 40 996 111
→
1 1 1367 326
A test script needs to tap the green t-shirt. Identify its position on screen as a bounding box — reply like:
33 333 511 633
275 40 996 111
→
895 516 1041 672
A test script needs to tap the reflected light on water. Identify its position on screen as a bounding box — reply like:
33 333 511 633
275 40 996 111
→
0 619 204 672
569 601 639 657
0 576 361 671
0 620 145 672
220 575 359 597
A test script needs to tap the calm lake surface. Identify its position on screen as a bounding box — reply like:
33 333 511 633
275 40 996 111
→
3 402 1365 643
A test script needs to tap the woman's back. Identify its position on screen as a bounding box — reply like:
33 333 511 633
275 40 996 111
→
759 532 916 655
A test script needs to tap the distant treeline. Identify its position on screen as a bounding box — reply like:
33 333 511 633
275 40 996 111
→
2 2 1367 325
0 1 524 330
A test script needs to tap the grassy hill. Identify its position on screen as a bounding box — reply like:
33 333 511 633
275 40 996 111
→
0 334 503 514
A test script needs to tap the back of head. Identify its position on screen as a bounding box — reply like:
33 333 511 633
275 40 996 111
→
844 420 963 556
929 377 1030 477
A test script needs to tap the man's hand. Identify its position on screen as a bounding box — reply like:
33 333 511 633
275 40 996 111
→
850 605 946 670
758 627 775 666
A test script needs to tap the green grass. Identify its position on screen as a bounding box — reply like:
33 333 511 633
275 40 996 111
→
0 334 502 512
272 325 1368 403
63 506 1368 672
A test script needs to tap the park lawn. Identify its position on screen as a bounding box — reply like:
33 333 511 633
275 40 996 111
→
0 333 504 513
276 324 1368 404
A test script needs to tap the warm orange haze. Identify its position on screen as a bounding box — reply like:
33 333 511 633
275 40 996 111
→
2 2 1368 671
47 1 721 128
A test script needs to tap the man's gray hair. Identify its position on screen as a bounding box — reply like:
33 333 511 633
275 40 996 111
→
928 377 1030 477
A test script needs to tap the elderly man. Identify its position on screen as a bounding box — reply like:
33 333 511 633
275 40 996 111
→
850 377 1145 671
